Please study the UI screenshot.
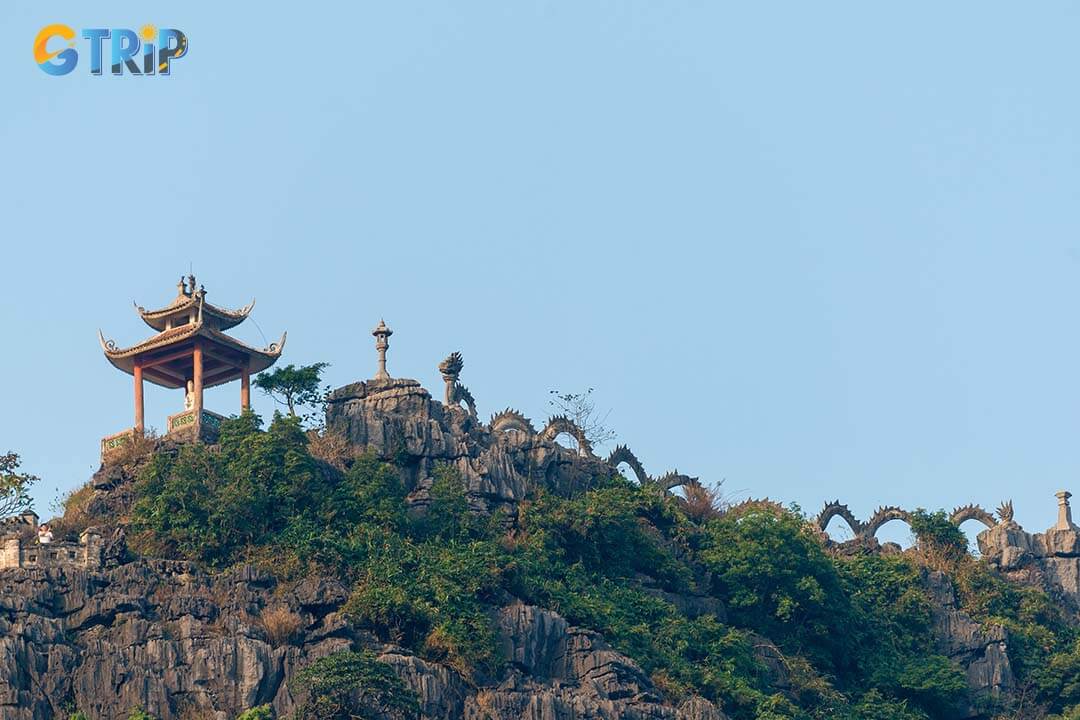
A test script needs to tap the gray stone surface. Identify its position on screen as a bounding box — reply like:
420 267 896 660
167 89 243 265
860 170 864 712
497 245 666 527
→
0 564 726 720
924 570 1013 716
325 377 613 514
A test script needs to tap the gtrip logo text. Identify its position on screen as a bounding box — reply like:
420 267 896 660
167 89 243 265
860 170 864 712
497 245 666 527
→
34 24 188 76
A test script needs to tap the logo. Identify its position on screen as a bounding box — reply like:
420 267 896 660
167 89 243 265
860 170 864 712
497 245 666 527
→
34 24 188 76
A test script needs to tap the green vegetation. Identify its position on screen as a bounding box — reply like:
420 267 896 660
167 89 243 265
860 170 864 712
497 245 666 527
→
235 707 273 720
254 362 330 426
289 650 419 720
124 413 1080 719
0 451 38 518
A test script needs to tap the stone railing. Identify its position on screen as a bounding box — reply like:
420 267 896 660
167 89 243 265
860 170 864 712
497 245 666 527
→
100 409 228 462
0 529 103 570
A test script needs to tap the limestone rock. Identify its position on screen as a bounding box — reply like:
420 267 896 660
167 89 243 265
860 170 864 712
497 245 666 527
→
0 565 728 720
924 570 1013 717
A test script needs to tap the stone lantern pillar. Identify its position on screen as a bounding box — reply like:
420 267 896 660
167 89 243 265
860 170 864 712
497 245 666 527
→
372 320 393 380
1056 490 1076 530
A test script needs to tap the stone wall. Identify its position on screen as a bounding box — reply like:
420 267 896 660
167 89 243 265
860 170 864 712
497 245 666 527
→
0 531 102 571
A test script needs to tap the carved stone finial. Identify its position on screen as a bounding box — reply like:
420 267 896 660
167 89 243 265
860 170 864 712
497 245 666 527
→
1057 491 1075 530
372 319 393 380
177 276 186 297
438 352 464 406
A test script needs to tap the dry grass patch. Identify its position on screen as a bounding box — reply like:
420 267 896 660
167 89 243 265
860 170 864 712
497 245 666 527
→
259 606 303 647
680 480 727 523
306 428 353 470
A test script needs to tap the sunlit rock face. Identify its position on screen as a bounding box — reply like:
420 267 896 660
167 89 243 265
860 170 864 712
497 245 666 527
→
325 377 614 514
0 561 728 720
0 380 730 720
924 570 1014 716
979 522 1080 605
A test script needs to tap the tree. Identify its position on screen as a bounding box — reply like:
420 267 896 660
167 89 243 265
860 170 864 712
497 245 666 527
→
548 387 616 447
289 650 419 720
0 452 38 519
254 363 330 425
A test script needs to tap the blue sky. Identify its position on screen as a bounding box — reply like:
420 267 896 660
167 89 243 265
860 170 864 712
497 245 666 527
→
2 2 1079 544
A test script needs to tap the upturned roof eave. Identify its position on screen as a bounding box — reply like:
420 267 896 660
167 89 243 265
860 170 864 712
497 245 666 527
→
98 324 286 388
134 297 256 331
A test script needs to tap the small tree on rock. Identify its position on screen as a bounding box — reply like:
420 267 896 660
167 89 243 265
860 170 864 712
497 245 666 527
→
0 452 37 519
548 387 616 448
254 362 330 427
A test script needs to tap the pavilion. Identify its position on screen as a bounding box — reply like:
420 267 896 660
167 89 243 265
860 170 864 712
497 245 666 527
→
98 275 285 457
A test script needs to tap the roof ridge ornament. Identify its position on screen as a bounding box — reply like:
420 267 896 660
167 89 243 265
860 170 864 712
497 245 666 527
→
266 331 287 353
97 329 118 352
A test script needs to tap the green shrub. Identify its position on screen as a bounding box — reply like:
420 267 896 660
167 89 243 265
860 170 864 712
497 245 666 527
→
236 705 273 720
289 650 418 720
128 411 1080 718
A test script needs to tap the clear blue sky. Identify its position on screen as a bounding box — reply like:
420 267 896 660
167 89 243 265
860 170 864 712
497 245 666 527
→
3 2 1079 545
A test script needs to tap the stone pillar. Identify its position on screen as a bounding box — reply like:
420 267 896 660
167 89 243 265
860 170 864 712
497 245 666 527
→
240 369 251 411
1056 490 1075 530
193 342 204 415
1 537 21 569
134 363 145 433
372 320 393 380
80 529 103 569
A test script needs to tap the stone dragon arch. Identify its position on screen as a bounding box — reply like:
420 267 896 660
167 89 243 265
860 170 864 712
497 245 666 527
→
949 504 997 530
816 500 863 537
718 496 1013 545
725 498 788 518
862 506 914 539
489 408 536 436
606 445 650 485
655 471 699 492
540 415 594 457
450 382 478 418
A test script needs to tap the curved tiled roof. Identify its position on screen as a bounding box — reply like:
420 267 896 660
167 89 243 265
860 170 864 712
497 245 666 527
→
135 295 255 332
98 321 286 389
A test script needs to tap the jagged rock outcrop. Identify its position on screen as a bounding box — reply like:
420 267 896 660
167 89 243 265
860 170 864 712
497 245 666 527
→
325 378 613 514
924 571 1013 716
0 563 726 720
5 364 1067 719
979 519 1080 608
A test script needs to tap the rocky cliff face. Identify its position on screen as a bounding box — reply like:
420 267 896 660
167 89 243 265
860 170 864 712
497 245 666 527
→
1 377 729 720
0 561 725 720
0 373 1060 719
979 519 1080 609
324 377 612 512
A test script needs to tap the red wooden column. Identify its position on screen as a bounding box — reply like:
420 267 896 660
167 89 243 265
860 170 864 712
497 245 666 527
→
133 363 145 433
240 369 251 411
192 342 204 416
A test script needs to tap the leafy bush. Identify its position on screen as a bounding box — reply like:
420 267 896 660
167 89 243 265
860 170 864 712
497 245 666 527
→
235 705 273 720
909 509 968 571
289 650 418 720
0 451 38 519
